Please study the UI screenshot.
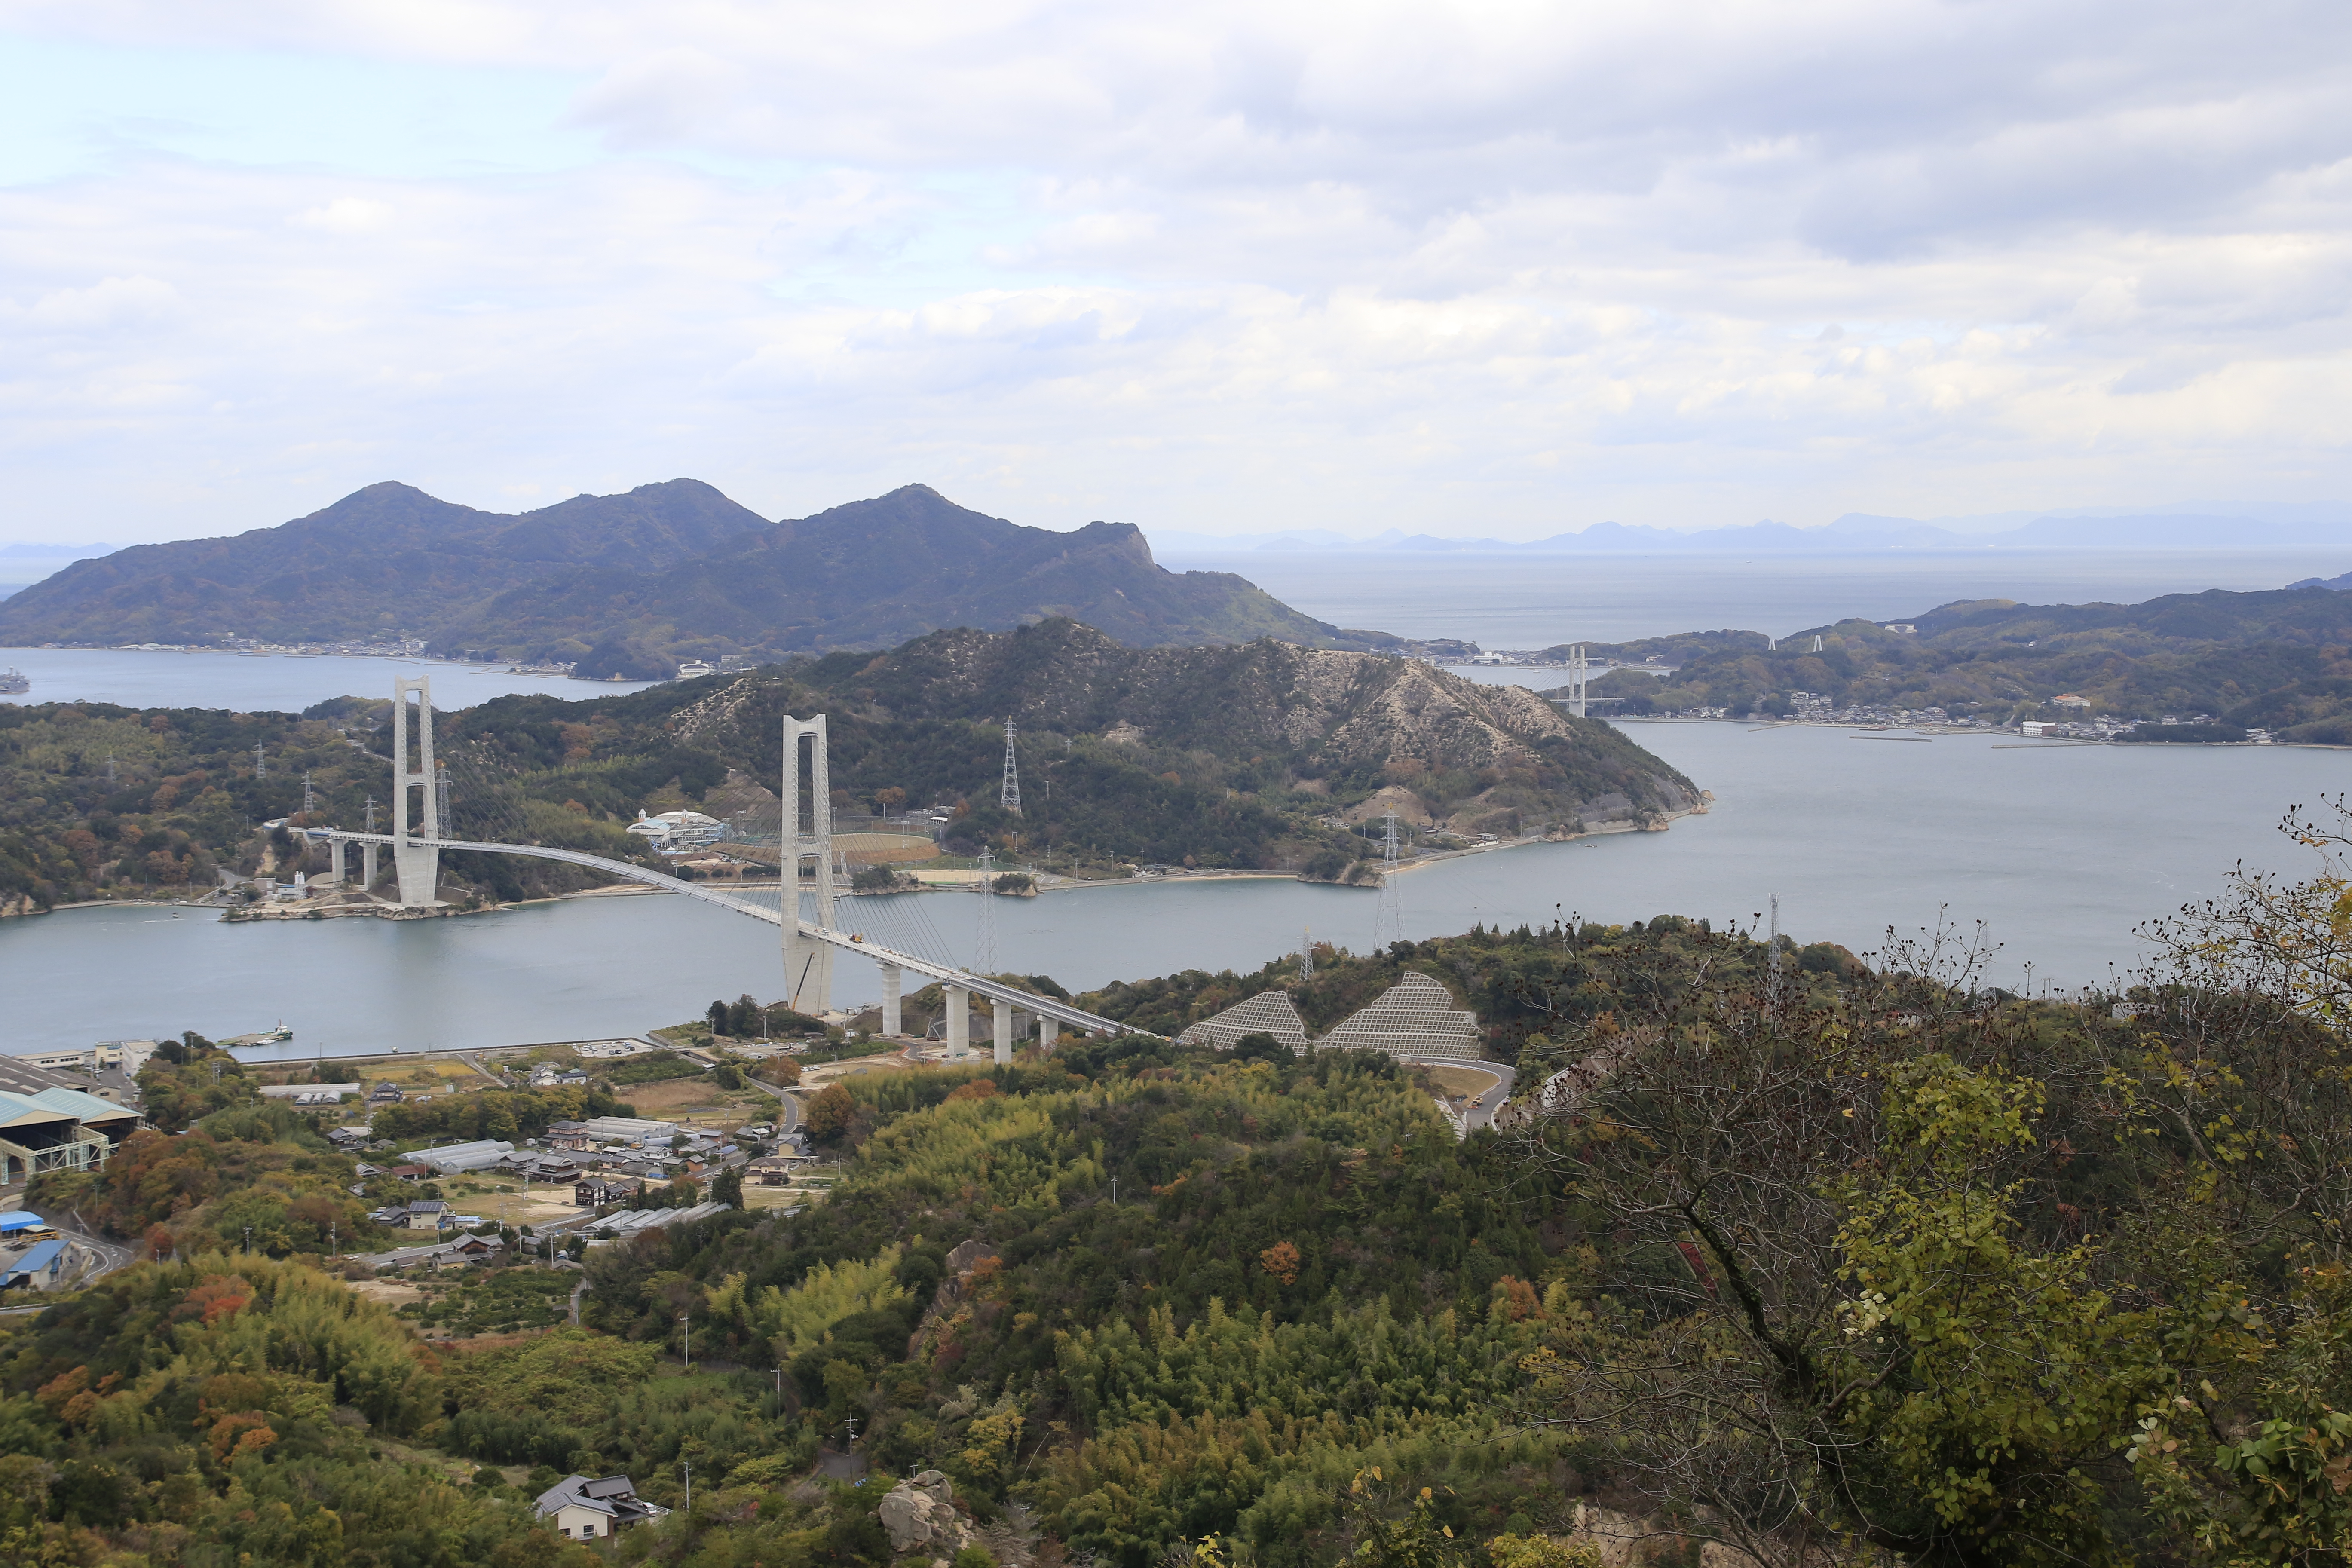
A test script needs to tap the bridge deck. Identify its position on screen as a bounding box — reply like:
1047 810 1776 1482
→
315 831 1138 1037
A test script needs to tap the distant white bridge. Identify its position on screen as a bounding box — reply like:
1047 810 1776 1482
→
303 677 1139 1058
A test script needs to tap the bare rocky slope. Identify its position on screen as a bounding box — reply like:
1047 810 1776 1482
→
655 619 1701 848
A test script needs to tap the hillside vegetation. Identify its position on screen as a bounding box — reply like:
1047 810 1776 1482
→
16 887 2352 1565
0 481 1374 667
1565 586 2352 736
0 620 1697 909
8 649 2352 1568
0 695 657 911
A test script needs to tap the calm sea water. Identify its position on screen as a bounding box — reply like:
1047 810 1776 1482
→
6 553 2349 1058
5 724 2341 1059
0 648 655 710
1158 548 2352 646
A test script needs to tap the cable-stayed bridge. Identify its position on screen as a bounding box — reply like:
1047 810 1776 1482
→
302 677 1136 1057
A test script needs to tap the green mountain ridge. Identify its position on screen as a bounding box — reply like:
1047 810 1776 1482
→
1557 585 2352 738
0 481 1374 665
0 619 1700 912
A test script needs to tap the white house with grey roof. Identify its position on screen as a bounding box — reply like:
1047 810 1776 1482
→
535 1474 670 1540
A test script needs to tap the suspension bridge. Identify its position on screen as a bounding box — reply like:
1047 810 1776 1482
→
301 677 1137 1058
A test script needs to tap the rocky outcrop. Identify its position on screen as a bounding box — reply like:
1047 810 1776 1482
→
878 1470 970 1556
805 619 1700 824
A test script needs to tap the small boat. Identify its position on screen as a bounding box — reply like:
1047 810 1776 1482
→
259 1022 293 1042
0 668 28 694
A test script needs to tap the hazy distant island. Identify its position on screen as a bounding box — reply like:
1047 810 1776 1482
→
1495 586 2352 744
0 481 1442 674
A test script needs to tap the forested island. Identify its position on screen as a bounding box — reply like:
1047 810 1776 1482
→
1570 584 2352 738
0 620 1697 913
12 806 2352 1565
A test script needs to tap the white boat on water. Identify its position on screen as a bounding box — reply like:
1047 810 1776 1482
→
0 667 27 694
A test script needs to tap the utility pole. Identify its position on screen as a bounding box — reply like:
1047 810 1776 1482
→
1767 894 1782 1008
679 1311 691 1371
243 1225 253 1256
682 1460 690 1515
1000 719 1021 815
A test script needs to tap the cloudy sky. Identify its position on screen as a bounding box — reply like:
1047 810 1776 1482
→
2 0 2349 545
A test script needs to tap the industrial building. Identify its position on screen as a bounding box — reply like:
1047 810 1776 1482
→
0 1058 143 1183
398 1139 515 1174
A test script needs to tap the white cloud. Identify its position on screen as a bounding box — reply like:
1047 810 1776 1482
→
291 196 395 233
0 0 2346 540
11 273 182 330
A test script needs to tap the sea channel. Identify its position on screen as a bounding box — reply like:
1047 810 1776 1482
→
5 548 2349 1060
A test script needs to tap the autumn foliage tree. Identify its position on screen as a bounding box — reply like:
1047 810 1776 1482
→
802 1083 856 1143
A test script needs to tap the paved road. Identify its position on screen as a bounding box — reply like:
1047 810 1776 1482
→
0 1213 138 1312
1403 1060 1519 1135
65 1217 138 1284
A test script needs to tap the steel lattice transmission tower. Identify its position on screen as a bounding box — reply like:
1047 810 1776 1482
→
1372 809 1405 948
1000 719 1022 815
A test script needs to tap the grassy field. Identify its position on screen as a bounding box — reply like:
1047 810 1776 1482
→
798 1055 911 1087
439 1176 588 1228
1423 1063 1504 1100
616 1076 784 1126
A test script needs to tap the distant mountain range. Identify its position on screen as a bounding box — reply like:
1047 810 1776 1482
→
1152 509 2352 555
0 542 118 558
0 481 1381 673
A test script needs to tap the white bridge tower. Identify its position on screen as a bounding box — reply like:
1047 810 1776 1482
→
781 714 838 1015
390 675 442 908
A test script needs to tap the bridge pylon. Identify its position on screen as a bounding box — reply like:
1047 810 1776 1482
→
390 676 442 908
781 714 836 1014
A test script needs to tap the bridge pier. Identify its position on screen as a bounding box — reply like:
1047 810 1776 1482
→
946 986 969 1057
361 842 378 891
1038 1016 1059 1052
329 840 346 884
993 1002 1014 1066
879 963 902 1037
